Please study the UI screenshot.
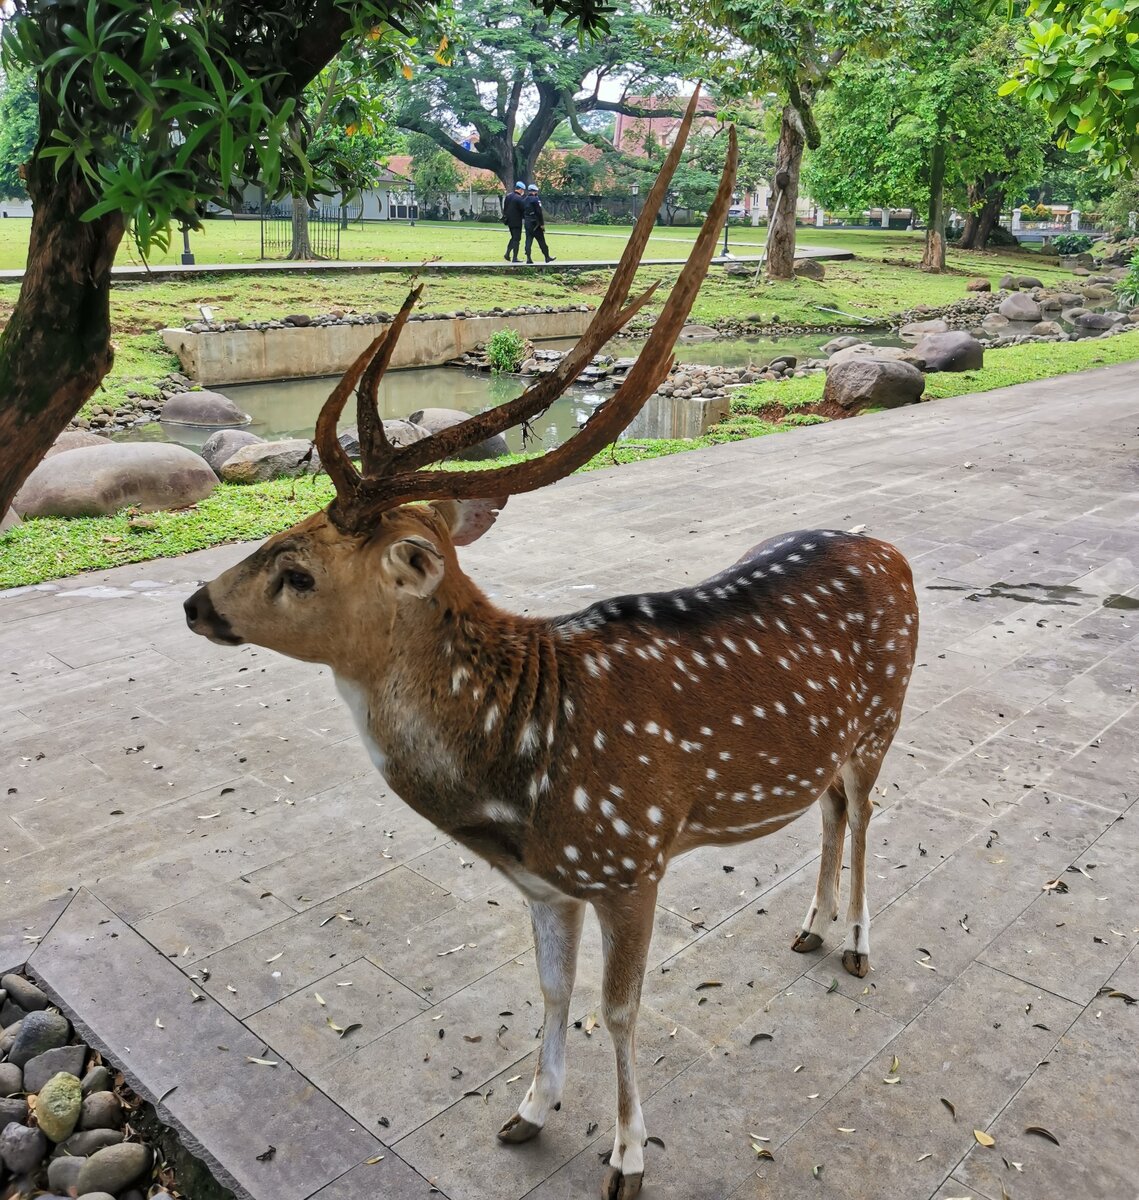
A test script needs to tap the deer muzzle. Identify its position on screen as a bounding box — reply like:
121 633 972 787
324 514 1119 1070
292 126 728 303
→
184 584 244 646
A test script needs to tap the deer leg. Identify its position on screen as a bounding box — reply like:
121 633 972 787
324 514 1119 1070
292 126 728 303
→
595 887 657 1200
792 784 847 954
840 756 875 979
498 895 585 1144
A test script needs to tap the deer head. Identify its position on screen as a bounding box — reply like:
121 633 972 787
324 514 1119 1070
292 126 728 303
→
184 91 737 674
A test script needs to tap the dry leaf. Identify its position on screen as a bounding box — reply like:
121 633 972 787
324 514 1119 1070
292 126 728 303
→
941 1098 956 1120
974 1129 995 1147
890 1055 900 1074
1024 1125 1060 1145
265 952 283 963
155 1018 165 1029
883 1076 901 1085
837 1127 856 1134
364 1154 385 1165
198 812 221 820
752 1147 774 1161
749 1033 774 1046
246 1057 278 1067
812 1164 824 1178
315 992 326 1006
916 1153 932 1162
695 980 722 991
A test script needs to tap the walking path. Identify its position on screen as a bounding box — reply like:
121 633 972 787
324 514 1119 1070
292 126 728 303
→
3 362 1137 1200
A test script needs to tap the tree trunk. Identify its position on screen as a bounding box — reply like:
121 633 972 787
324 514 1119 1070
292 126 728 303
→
766 103 806 281
921 137 947 272
287 194 321 260
958 179 1004 250
0 157 124 518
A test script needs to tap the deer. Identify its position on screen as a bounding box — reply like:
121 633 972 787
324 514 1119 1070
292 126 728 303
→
183 92 918 1200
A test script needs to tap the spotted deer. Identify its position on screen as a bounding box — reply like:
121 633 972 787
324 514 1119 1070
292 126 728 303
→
184 94 918 1200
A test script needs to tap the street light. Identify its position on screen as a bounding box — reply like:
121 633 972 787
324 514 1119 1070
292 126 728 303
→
386 189 395 220
408 183 416 227
722 192 739 257
631 181 639 222
180 223 195 266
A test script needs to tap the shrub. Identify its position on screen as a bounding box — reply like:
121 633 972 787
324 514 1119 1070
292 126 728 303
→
486 328 528 374
587 210 613 225
1116 251 1139 308
986 224 1019 248
1054 233 1093 255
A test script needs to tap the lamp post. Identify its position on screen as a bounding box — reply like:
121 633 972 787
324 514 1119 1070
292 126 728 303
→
722 192 739 257
408 183 416 227
631 181 639 222
667 190 678 227
180 223 195 266
386 189 395 221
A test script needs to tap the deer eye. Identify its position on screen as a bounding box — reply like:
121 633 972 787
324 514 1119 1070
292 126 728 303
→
284 569 314 592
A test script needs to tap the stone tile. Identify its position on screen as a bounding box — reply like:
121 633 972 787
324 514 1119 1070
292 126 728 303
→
190 867 457 1018
0 813 41 858
247 958 431 1077
405 841 505 902
727 963 1079 1200
308 1153 442 1200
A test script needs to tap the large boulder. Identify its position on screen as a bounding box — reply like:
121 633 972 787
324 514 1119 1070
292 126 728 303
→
1031 320 1067 338
998 292 1042 322
821 335 866 355
0 508 19 535
219 439 319 484
827 343 925 369
46 430 111 458
965 277 991 292
1014 275 1044 288
899 317 950 342
980 313 1010 333
200 429 264 474
823 358 925 413
160 389 250 427
910 331 984 372
13 444 218 519
337 420 430 458
408 408 510 460
1075 311 1116 331
678 324 718 340
792 257 825 280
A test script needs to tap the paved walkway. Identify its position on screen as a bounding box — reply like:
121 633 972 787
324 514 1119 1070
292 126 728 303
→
2 363 1137 1200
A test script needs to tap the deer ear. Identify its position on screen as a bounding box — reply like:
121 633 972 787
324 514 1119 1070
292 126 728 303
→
382 535 445 598
431 497 508 546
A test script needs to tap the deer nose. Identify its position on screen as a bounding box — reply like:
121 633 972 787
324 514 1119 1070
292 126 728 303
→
184 585 210 629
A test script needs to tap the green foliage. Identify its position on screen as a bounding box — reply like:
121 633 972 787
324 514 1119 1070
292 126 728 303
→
1002 0 1139 174
1054 232 1093 254
0 65 37 199
587 209 613 224
1116 252 1139 307
1098 172 1139 232
408 132 463 210
486 327 528 372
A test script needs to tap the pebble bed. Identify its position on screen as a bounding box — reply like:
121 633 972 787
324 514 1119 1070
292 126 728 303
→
0 972 184 1200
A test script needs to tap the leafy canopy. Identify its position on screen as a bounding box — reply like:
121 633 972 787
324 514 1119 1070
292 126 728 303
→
0 65 37 199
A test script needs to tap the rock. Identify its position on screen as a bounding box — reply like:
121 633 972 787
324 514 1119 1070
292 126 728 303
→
980 313 1010 332
13 443 218 519
75 1143 152 1195
44 431 111 459
47 1154 85 1194
1 975 47 1014
80 1067 111 1097
826 343 924 369
283 313 312 326
0 1064 21 1097
1015 275 1044 288
793 257 825 280
678 324 718 340
1076 311 1115 331
408 408 509 460
77 1092 123 1131
1128 309 1139 324
200 428 264 474
965 277 991 292
1031 320 1066 337
337 420 430 459
0 507 19 535
35 1073 82 1142
998 273 1017 289
0 1097 29 1126
767 356 798 373
0 1122 48 1175
76 1193 119 1200
998 293 1042 322
899 317 950 342
23 1045 87 1095
160 389 250 427
8 1010 70 1068
58 1129 123 1157
823 359 925 413
822 335 865 354
218 439 320 484
910 331 984 372
1081 285 1113 301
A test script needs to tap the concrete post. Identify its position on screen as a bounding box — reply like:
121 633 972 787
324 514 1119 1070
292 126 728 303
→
1070 210 1080 231
815 208 825 228
880 208 890 229
1011 209 1022 232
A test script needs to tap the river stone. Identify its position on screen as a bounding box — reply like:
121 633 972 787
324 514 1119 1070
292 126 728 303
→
823 358 925 413
980 313 1010 332
218 439 319 484
44 430 111 459
1076 311 1116 331
1014 274 1044 288
59 1128 124 1157
1031 320 1067 338
678 324 718 340
47 1154 84 1194
910 331 984 372
0 1097 29 1126
337 420 430 459
13 443 218 519
81 1066 112 1096
998 292 1042 322
8 1010 69 1068
826 343 925 369
200 428 264 473
0 507 19 534
76 1194 119 1200
35 1073 82 1142
0 1063 22 1097
160 389 250 427
408 408 510 460
899 317 950 341
77 1092 123 1131
23 1045 87 1095
75 1142 152 1194
793 257 825 280
1 975 48 1013
0 1121 48 1174
965 277 991 292
998 273 1018 289
821 335 865 354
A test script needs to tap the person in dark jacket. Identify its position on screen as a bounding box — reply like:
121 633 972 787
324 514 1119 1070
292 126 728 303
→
502 181 526 263
523 183 555 264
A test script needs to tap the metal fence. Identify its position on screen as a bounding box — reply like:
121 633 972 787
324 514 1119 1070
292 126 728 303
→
259 200 343 260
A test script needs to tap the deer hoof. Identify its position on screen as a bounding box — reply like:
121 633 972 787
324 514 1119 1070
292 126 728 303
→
497 1113 543 1144
842 949 870 978
602 1165 644 1200
791 930 824 953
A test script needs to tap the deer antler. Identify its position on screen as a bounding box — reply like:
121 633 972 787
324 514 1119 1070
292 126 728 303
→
315 87 737 533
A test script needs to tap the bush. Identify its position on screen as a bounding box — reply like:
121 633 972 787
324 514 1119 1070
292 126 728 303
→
587 210 613 225
1054 233 1093 255
1116 252 1139 308
477 210 503 223
486 328 528 374
986 224 1019 248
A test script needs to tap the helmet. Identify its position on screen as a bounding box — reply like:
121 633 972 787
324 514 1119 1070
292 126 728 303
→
527 184 539 192
514 181 526 190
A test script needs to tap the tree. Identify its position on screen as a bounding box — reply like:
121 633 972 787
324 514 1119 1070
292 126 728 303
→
392 0 696 192
1002 0 1139 174
0 65 37 200
0 0 602 518
408 132 463 215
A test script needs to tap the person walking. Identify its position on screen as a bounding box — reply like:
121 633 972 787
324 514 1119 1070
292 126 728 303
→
502 181 526 263
523 183 555 264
